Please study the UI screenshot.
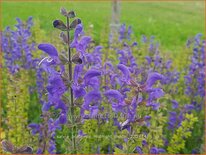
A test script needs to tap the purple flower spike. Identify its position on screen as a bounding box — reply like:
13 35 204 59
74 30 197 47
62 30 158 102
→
38 43 58 57
168 111 177 130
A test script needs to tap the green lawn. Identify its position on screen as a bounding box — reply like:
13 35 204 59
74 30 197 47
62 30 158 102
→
2 1 205 51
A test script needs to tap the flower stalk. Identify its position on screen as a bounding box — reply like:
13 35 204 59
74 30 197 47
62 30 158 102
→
66 15 76 153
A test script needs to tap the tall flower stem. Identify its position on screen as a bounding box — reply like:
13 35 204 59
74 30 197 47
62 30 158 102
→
66 16 76 153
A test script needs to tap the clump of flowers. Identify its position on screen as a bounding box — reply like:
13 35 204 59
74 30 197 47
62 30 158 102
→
1 17 37 147
185 34 205 111
2 17 35 74
1 8 205 155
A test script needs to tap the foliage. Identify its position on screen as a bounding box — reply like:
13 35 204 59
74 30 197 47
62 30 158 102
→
167 113 198 154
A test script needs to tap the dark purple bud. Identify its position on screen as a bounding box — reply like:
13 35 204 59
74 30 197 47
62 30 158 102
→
53 20 67 31
60 7 67 16
68 10 76 18
72 53 82 64
60 32 69 44
70 18 81 29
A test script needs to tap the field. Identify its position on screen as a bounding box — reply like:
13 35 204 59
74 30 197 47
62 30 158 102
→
2 1 205 50
0 1 205 154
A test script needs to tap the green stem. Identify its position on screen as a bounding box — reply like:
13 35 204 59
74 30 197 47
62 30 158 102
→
66 16 76 153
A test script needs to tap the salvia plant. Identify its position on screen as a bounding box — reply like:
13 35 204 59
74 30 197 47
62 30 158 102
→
1 7 205 154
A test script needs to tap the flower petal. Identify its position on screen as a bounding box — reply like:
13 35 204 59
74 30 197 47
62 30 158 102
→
84 90 101 108
104 89 123 102
84 69 101 82
58 113 67 124
146 72 164 88
38 43 58 57
73 85 86 98
117 64 130 81
147 88 165 100
73 64 83 83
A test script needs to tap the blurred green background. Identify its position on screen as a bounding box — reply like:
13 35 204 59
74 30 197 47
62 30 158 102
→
2 1 205 51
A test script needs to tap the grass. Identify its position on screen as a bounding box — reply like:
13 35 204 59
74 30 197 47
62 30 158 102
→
1 1 205 52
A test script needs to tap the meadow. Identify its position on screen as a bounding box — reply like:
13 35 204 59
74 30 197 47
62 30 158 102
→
2 1 205 50
0 1 205 154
